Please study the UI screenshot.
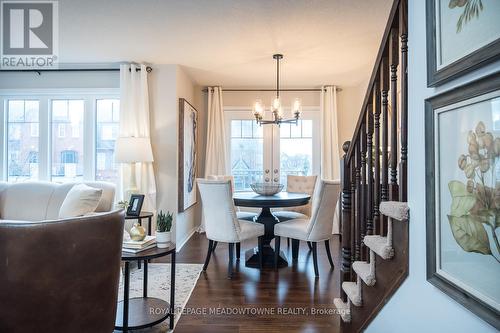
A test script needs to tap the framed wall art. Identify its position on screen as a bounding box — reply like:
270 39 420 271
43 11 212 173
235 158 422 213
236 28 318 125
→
426 0 500 86
178 98 198 212
425 72 500 329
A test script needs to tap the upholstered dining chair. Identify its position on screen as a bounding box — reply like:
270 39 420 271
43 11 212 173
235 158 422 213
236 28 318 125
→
273 175 318 221
273 175 318 249
274 180 340 277
198 178 265 279
206 175 257 254
207 175 257 221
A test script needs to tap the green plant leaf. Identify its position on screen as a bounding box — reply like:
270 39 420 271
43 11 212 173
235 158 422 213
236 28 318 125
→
448 180 476 217
448 215 491 255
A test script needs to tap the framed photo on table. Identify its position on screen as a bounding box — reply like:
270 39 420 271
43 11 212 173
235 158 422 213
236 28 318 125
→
425 73 500 329
426 0 500 86
127 194 145 216
178 98 198 212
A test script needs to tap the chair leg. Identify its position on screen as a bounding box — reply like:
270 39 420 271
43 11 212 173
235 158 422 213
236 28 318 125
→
312 241 319 277
228 243 234 279
236 242 241 261
203 240 214 271
274 236 281 269
287 237 290 247
212 241 218 252
325 239 334 268
291 239 300 260
258 237 263 269
307 241 313 251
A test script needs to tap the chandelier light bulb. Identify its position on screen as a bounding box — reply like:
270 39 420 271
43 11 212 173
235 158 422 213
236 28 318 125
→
272 97 281 111
253 99 264 117
292 98 302 116
277 106 284 119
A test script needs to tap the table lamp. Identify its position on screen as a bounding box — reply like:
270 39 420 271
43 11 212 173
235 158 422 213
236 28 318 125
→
115 136 154 199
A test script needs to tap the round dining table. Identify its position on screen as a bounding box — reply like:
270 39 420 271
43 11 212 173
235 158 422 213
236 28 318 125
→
233 191 311 268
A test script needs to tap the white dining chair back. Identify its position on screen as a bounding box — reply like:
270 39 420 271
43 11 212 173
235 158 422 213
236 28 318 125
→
197 179 240 243
285 175 318 216
207 175 235 192
306 180 341 241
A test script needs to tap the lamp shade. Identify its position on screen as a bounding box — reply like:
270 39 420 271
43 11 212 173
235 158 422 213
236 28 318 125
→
115 137 154 163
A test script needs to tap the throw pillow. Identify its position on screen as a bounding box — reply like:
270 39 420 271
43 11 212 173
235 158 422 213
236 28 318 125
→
59 184 103 219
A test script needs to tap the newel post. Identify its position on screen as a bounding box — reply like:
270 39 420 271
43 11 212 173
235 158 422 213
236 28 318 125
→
340 140 352 302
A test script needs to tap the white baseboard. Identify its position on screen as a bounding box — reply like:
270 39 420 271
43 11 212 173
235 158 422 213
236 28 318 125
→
175 227 197 253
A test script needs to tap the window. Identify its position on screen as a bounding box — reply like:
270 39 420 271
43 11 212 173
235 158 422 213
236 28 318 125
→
0 92 119 184
279 120 314 186
225 108 320 191
51 100 84 182
96 99 120 185
30 123 39 137
57 123 66 138
6 100 39 182
230 120 264 191
71 124 80 138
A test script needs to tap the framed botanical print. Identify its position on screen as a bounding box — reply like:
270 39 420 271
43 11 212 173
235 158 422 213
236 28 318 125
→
426 0 500 86
178 98 198 212
425 73 500 329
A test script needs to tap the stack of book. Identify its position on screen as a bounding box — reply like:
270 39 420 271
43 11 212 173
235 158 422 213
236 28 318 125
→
122 235 157 253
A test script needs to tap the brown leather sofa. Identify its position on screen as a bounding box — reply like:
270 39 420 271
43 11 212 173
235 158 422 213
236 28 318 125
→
0 210 125 333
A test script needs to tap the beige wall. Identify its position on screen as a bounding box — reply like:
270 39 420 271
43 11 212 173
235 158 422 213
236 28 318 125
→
148 64 203 249
174 66 203 247
337 79 370 151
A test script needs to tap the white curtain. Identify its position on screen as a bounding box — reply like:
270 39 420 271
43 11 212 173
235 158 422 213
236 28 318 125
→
205 87 227 176
119 64 157 213
321 86 341 234
199 87 227 232
320 85 340 180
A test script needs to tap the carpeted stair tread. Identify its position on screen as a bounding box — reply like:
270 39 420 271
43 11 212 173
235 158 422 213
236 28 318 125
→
352 261 376 286
364 235 394 260
342 281 362 306
380 201 409 221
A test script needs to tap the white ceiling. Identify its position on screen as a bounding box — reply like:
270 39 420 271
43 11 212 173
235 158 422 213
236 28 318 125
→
58 0 393 87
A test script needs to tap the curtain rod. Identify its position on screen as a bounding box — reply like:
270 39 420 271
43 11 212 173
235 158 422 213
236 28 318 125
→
202 87 342 93
0 66 153 74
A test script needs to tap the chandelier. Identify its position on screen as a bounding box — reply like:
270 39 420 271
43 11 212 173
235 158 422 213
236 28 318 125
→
253 54 302 125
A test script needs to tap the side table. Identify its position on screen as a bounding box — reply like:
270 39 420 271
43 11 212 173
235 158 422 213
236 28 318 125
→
115 244 176 332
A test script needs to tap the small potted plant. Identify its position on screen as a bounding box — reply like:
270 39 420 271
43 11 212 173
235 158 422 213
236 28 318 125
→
156 210 173 248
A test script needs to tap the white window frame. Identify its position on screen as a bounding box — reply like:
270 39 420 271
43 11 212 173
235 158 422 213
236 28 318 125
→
0 88 119 182
224 106 321 190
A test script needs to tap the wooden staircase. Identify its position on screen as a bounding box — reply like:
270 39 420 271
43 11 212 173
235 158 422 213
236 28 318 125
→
333 0 409 331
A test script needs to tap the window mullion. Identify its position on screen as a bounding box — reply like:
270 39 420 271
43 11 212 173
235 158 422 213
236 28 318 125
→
39 96 50 181
83 96 95 181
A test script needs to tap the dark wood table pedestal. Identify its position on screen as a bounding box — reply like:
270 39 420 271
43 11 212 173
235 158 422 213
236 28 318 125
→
245 207 289 268
233 191 310 269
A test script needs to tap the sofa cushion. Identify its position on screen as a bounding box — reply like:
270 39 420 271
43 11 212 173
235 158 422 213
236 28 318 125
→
58 184 103 219
0 182 56 221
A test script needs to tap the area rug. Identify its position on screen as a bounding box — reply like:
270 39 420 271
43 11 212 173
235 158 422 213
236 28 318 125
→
115 263 203 332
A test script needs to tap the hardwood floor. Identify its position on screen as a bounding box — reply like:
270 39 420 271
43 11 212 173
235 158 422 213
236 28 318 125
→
158 233 342 333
